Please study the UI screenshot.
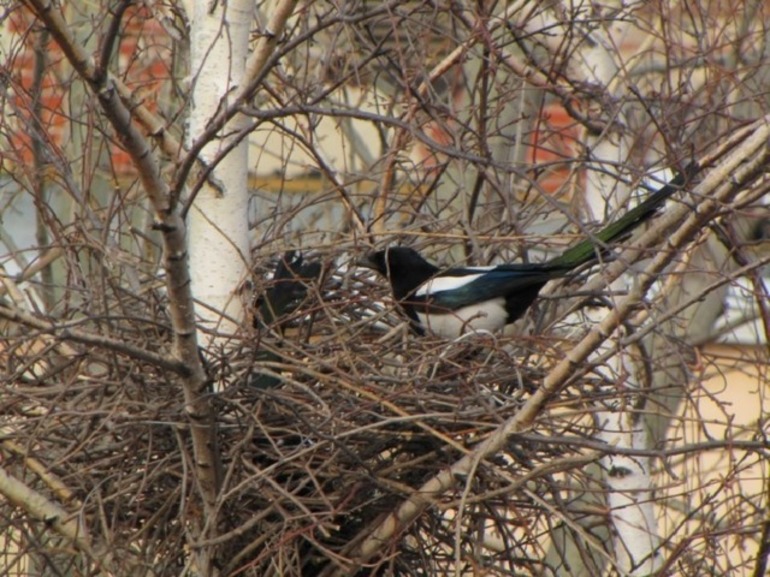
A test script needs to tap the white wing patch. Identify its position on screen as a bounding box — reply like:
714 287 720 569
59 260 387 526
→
416 297 507 338
414 272 489 297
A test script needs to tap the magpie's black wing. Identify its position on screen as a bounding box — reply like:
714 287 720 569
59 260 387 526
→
410 263 569 312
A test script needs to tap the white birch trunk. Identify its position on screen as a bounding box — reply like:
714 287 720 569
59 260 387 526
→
517 2 663 572
185 0 252 344
578 21 662 577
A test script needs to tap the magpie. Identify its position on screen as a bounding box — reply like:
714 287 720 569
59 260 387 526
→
254 251 323 331
359 166 695 338
249 251 323 389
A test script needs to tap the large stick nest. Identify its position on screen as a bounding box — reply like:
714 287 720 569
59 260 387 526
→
1 253 613 576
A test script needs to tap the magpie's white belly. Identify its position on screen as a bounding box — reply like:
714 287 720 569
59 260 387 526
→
416 297 507 338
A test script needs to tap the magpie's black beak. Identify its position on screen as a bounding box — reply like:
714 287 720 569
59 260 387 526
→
355 253 378 270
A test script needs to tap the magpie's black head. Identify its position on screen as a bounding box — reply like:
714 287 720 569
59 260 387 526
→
359 246 435 276
358 246 439 300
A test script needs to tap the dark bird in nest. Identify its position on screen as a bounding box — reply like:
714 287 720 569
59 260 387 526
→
249 251 323 389
254 250 323 331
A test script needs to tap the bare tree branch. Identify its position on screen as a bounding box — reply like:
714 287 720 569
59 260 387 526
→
0 465 108 571
0 302 186 373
